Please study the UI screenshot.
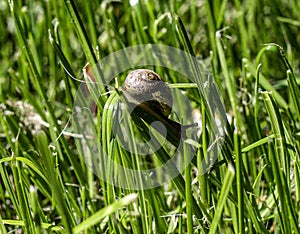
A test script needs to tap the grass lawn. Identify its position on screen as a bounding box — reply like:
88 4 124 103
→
0 0 300 233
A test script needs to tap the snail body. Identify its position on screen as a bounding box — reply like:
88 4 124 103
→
122 69 172 118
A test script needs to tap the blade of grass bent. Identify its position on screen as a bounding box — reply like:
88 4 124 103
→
73 193 138 234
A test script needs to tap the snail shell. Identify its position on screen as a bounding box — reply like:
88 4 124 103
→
122 69 172 117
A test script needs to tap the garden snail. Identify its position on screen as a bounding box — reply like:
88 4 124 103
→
121 69 195 146
121 69 173 118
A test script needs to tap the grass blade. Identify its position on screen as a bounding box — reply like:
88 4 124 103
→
73 193 138 234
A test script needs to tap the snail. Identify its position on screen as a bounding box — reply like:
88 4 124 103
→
120 69 195 146
121 69 173 118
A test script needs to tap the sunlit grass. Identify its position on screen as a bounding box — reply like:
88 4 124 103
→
0 0 300 233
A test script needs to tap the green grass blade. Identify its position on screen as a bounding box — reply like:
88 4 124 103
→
73 193 138 234
208 164 235 234
34 131 75 233
263 91 299 233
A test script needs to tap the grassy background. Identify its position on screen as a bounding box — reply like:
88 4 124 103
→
1 0 300 233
